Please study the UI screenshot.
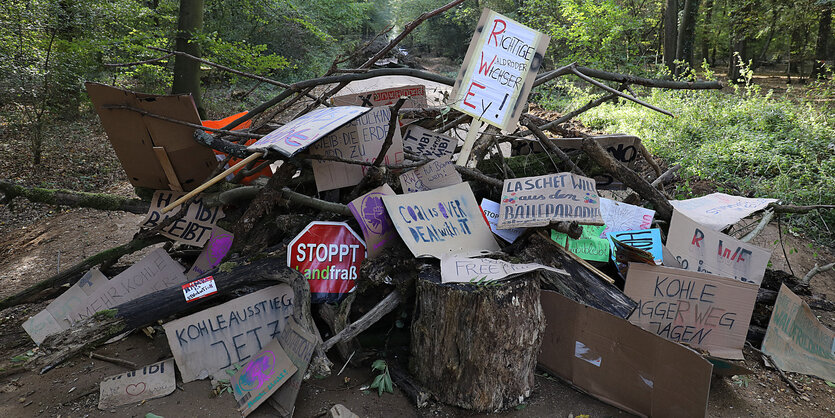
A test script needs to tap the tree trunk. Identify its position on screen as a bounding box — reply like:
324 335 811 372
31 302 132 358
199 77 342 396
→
410 272 544 412
172 0 205 118
676 0 701 75
811 5 832 79
663 0 679 73
700 0 714 64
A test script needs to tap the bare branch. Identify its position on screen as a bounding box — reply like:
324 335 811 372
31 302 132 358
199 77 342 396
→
104 53 174 67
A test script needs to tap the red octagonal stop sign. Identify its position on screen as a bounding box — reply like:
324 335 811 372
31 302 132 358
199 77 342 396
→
288 221 366 303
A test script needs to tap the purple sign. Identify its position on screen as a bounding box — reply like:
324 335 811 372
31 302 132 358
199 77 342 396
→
348 184 399 258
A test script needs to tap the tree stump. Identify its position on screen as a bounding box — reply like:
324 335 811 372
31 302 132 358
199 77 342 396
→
409 272 544 412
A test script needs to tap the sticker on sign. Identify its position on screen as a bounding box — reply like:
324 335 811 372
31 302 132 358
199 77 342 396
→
182 276 218 303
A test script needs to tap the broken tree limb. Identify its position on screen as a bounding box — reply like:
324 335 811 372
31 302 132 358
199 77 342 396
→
104 53 174 67
280 187 351 216
768 204 835 214
636 140 663 177
373 98 407 166
574 66 723 90
745 341 803 395
740 209 775 243
522 119 585 175
580 136 674 222
0 235 168 310
34 255 332 377
801 262 835 286
322 290 402 352
90 352 138 369
569 65 674 117
650 163 681 188
0 181 149 214
194 130 250 158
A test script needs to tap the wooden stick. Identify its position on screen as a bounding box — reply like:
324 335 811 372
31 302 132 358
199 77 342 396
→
456 118 484 166
740 209 774 242
322 290 402 352
523 119 585 175
539 231 615 284
570 66 674 117
90 352 138 369
161 151 265 213
801 262 835 286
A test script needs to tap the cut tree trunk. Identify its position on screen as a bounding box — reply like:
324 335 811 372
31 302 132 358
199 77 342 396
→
410 271 544 412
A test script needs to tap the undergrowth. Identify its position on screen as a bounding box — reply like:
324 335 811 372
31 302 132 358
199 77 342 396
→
537 72 835 246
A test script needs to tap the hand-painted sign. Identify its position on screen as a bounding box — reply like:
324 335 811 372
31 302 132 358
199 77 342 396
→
186 226 234 280
232 338 297 417
162 285 294 382
670 192 777 231
287 222 366 303
666 209 771 285
348 184 399 259
267 318 318 417
402 125 456 159
98 359 176 410
480 198 523 243
140 190 224 247
398 155 462 193
551 225 609 262
498 173 603 229
24 249 186 345
382 183 500 258
762 284 835 382
247 106 370 157
440 255 566 283
23 268 108 345
608 229 663 277
624 263 758 360
308 106 405 191
450 9 550 131
599 197 654 239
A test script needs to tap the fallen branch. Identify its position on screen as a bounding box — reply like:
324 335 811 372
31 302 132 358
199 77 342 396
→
103 105 260 139
801 262 835 286
745 341 803 394
570 65 673 117
90 352 138 369
0 181 149 214
104 53 174 67
373 98 408 166
580 137 674 222
0 235 168 310
740 209 774 243
523 119 585 175
650 163 681 187
322 290 402 352
769 204 835 214
573 66 723 90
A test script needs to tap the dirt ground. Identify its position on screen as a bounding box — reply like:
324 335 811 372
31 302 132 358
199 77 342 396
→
1 93 835 417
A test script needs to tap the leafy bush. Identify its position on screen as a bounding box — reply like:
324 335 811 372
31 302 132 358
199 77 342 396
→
542 81 835 243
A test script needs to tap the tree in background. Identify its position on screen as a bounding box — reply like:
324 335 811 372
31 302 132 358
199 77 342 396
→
172 0 205 118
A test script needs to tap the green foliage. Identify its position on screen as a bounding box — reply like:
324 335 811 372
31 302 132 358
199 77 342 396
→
368 359 393 396
555 73 835 243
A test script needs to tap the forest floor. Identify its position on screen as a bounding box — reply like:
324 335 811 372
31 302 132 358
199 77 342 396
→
0 77 834 417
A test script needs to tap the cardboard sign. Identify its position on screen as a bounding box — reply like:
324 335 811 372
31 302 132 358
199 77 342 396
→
402 125 455 159
450 9 550 131
86 83 218 191
440 255 566 283
666 209 771 285
182 276 218 302
232 338 297 417
141 190 225 247
23 268 108 345
624 263 759 360
266 318 318 417
348 184 399 259
162 285 295 382
24 250 185 344
498 173 603 229
247 106 370 157
308 106 405 191
382 183 500 258
186 226 234 280
551 225 609 262
480 198 523 243
398 155 462 193
287 222 366 303
539 290 712 418
98 359 176 410
763 285 835 382
670 192 778 231
599 197 654 238
332 85 427 109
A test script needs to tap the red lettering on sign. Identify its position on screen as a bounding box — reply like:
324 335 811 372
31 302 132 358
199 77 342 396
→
488 19 506 47
464 82 485 110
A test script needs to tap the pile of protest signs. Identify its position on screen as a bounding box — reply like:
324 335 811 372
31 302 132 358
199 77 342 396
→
10 6 834 418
